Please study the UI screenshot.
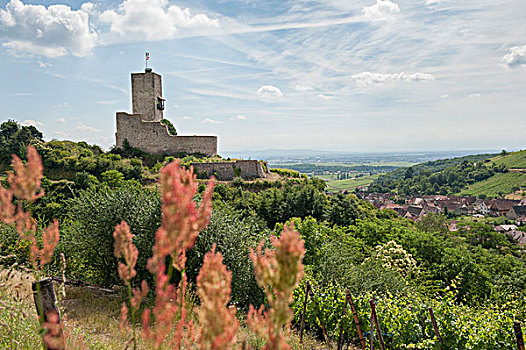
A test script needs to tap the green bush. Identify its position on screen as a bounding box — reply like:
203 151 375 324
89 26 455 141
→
270 168 301 178
101 169 125 187
186 207 270 309
58 183 161 286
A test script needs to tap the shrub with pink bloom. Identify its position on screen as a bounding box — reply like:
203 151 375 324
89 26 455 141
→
197 244 239 350
247 224 305 350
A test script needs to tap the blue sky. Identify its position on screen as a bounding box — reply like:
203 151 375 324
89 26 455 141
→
0 0 525 153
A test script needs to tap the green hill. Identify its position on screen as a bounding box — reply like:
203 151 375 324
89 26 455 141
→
458 150 526 198
369 150 526 198
459 172 526 198
490 150 526 169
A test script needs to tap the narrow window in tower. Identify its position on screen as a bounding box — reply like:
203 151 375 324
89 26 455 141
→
157 97 165 110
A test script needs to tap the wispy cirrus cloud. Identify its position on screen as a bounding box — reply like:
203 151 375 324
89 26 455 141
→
352 72 435 88
77 122 101 133
202 118 223 124
21 119 43 127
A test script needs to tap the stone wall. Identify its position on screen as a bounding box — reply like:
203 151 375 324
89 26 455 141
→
116 112 217 156
192 160 267 181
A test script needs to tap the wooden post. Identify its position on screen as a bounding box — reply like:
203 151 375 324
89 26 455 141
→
428 307 443 350
370 298 386 350
347 291 366 350
514 321 525 350
369 311 375 350
299 282 310 343
32 278 64 350
336 291 348 350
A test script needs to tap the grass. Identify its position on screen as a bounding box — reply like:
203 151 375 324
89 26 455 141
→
459 172 526 198
0 269 332 350
490 150 526 169
323 174 381 192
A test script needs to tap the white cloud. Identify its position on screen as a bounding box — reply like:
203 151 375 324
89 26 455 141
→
230 114 246 120
425 0 440 5
0 0 98 57
256 85 283 98
316 93 335 100
440 94 449 98
77 122 101 132
99 0 219 42
352 71 435 88
55 117 66 123
182 116 193 120
502 45 526 68
21 119 43 127
295 84 313 91
362 0 400 22
38 60 52 68
467 93 482 98
202 118 223 124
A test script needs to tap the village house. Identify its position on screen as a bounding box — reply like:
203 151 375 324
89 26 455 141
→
488 199 519 216
495 224 518 233
507 205 526 220
506 230 526 246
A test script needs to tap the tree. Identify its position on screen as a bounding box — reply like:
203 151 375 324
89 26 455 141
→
0 120 43 164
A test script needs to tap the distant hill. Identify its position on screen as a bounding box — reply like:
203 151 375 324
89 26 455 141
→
367 152 526 197
459 150 526 198
371 153 497 185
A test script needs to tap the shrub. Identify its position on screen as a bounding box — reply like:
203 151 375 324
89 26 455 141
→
186 207 270 309
101 169 125 187
59 183 161 286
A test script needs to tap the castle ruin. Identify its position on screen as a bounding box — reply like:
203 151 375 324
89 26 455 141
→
115 68 218 156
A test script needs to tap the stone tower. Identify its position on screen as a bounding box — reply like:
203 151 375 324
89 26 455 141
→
116 68 218 157
131 68 165 122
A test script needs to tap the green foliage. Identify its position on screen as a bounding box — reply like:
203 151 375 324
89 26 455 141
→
0 223 30 266
160 118 177 135
37 140 143 182
232 176 244 187
186 207 269 309
293 284 524 349
58 183 161 286
101 169 125 187
0 120 43 165
370 158 507 195
270 168 302 178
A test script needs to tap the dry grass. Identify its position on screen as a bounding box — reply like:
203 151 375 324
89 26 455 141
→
0 268 334 350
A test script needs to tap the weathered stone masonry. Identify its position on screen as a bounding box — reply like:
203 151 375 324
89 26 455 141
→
192 160 268 181
115 69 217 157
